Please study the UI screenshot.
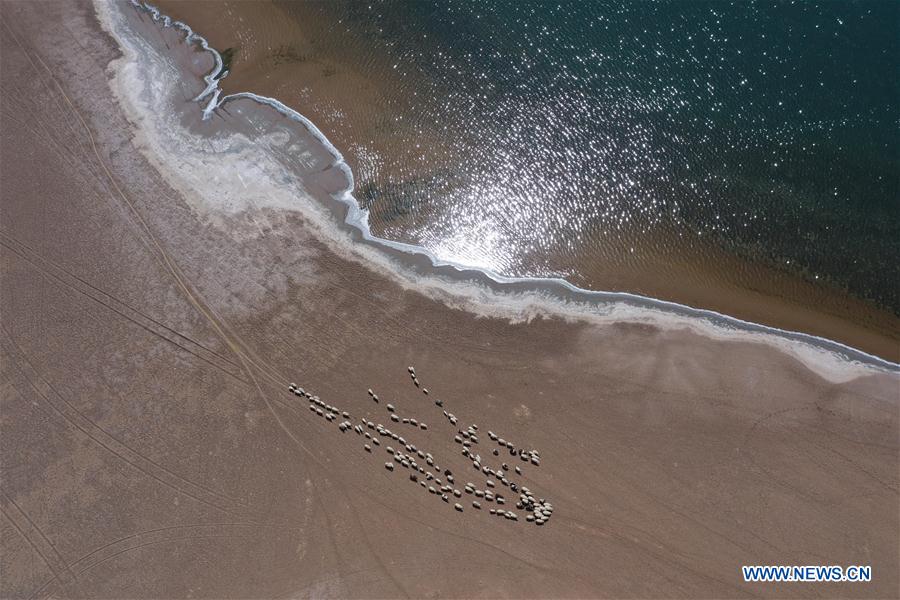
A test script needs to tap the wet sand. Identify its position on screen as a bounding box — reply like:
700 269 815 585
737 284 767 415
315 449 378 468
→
0 1 898 599
152 0 900 364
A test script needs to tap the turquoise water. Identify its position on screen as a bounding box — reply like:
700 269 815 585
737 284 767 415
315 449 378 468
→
282 0 899 312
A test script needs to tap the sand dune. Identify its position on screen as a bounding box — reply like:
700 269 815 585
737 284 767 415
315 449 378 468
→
0 1 897 598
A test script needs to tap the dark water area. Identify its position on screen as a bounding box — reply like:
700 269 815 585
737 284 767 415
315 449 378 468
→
279 0 899 313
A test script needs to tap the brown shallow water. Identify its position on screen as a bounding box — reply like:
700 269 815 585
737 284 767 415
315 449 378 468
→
0 1 897 599
153 0 899 363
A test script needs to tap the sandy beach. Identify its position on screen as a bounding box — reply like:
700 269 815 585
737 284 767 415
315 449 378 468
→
151 0 900 364
1 1 898 599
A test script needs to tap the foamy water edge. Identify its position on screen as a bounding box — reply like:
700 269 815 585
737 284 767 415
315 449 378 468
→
94 0 899 383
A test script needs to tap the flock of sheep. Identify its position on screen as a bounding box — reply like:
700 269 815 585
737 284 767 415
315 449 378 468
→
287 365 553 526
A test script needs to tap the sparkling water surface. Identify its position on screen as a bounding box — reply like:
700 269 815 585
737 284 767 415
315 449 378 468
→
279 0 899 311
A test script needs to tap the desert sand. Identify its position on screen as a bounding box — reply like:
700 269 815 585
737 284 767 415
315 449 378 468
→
0 2 897 599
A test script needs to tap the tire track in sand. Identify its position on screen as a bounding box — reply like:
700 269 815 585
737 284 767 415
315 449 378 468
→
1 327 258 518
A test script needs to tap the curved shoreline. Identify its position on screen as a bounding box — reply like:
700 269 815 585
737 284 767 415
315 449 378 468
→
106 0 898 375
